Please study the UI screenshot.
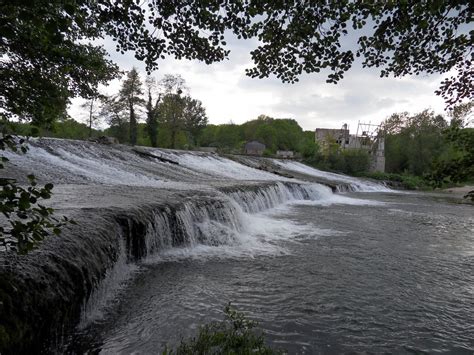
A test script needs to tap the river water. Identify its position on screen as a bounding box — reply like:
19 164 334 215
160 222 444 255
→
70 191 474 354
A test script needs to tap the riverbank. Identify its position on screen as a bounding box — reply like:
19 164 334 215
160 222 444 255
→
437 185 474 203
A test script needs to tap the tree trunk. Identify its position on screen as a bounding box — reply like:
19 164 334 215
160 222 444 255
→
147 110 157 147
88 100 94 138
129 103 137 146
171 128 176 149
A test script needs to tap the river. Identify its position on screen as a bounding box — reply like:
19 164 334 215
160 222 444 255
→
2 139 473 354
69 191 474 354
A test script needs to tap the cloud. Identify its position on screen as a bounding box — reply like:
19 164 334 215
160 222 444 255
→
68 34 449 133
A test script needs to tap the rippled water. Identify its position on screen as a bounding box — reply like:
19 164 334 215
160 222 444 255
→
70 191 473 354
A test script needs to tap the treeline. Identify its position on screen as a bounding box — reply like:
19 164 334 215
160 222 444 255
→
384 105 473 181
369 104 473 189
2 69 208 149
3 100 319 159
197 115 317 157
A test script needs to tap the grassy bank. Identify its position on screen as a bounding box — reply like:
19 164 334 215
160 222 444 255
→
354 172 431 190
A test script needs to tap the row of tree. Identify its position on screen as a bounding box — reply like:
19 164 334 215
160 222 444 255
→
382 103 473 187
197 115 318 157
83 69 208 148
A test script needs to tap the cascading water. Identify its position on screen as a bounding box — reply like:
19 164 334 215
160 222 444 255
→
270 159 393 192
3 138 390 192
0 138 394 354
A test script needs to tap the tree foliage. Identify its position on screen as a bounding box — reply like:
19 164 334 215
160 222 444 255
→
197 115 317 157
98 1 472 105
182 96 208 146
0 1 119 124
2 1 472 125
145 77 161 147
382 110 448 176
119 68 144 146
154 75 207 148
429 102 474 194
0 136 74 254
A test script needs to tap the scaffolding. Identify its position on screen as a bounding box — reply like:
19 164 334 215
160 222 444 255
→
354 121 384 149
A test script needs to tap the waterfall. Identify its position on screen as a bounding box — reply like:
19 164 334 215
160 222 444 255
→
0 138 392 354
78 181 335 327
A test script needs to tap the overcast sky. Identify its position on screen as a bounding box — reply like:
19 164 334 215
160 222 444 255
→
69 35 449 134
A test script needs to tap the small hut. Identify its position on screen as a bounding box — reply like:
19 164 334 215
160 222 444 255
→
276 150 294 158
244 141 265 156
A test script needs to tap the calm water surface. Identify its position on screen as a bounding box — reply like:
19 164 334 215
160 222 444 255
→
72 192 474 354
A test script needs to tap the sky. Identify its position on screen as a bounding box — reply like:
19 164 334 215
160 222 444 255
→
69 34 449 134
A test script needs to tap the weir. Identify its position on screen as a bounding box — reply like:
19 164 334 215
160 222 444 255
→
0 138 390 354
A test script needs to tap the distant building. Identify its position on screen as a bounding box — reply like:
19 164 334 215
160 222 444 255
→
315 124 350 149
276 150 294 158
315 123 385 173
244 141 266 156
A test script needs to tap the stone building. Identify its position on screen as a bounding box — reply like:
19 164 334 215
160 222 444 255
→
315 123 385 173
315 123 350 149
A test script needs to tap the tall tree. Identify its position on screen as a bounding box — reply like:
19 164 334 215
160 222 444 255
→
182 96 208 146
157 74 188 148
99 95 129 143
382 110 448 175
118 68 144 145
158 93 185 149
145 77 162 147
80 96 102 138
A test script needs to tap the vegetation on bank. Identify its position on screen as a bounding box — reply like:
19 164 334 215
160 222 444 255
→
355 172 431 190
3 102 473 196
164 305 281 355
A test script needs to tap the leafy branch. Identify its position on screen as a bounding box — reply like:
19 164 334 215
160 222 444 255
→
0 135 75 254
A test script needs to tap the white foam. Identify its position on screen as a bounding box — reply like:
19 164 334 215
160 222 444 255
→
291 195 387 207
143 210 338 263
160 151 283 181
272 160 392 192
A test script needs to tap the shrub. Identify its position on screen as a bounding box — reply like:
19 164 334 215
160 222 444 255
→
164 304 281 355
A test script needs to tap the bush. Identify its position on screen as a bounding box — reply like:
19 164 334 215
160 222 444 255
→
164 304 281 355
340 149 370 174
357 171 429 190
